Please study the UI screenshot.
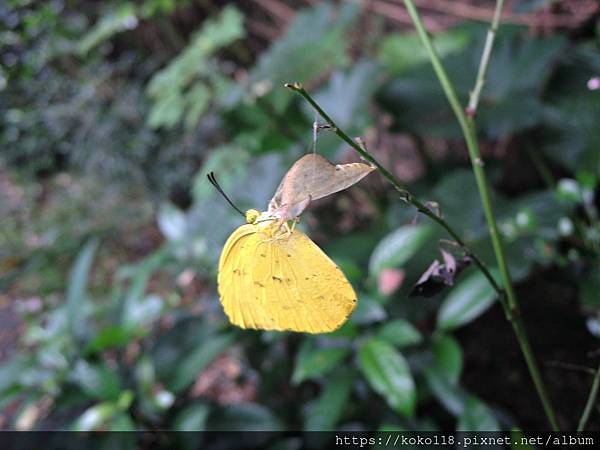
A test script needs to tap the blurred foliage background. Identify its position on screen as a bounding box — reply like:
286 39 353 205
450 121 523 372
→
1 0 599 444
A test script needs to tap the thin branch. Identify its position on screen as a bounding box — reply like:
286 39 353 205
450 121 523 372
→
467 0 504 115
367 0 444 32
527 147 556 188
545 360 596 376
412 0 599 28
284 82 502 296
578 361 600 431
255 0 295 25
402 0 560 431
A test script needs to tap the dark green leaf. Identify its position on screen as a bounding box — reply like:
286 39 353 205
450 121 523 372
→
358 338 416 417
70 360 121 401
313 62 379 132
120 251 168 329
432 334 463 385
379 28 470 75
580 269 600 309
152 318 210 381
66 239 99 341
174 403 211 431
377 319 422 348
369 225 433 277
249 2 358 96
437 272 497 331
0 357 30 393
379 25 567 139
424 368 468 416
168 334 235 393
431 170 485 236
208 403 282 431
350 294 387 325
85 326 136 355
457 396 500 431
73 402 118 431
109 412 136 432
292 344 351 385
304 370 354 431
191 145 251 202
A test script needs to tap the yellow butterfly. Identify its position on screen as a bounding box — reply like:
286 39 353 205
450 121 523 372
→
216 154 374 333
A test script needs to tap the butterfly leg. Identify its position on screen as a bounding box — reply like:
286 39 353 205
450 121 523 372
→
274 221 294 241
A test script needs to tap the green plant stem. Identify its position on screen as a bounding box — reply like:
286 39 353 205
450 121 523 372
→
467 0 505 114
402 0 560 431
284 83 502 297
527 146 555 188
578 362 600 431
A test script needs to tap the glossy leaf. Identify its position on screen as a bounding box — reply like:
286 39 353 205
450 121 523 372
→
168 333 235 393
174 403 211 431
85 326 135 355
66 239 99 341
249 2 358 95
377 319 423 348
313 62 379 132
109 413 136 432
432 334 463 385
73 402 117 431
304 370 354 431
358 338 416 417
424 368 468 417
369 225 433 277
349 294 387 325
379 28 470 75
379 25 567 139
292 345 350 385
208 403 282 431
457 396 500 431
70 360 121 401
437 271 497 331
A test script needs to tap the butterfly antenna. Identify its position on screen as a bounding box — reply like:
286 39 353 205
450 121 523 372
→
207 172 245 217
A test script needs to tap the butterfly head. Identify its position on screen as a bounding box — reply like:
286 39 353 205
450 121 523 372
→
245 209 261 224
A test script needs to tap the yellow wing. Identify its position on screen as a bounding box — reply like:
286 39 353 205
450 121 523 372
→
218 222 357 333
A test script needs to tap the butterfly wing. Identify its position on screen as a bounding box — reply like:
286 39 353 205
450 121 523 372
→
268 154 374 221
218 223 357 333
287 154 374 203
218 223 271 329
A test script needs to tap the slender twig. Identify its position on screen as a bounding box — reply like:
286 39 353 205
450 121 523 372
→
411 0 598 28
284 83 502 296
466 0 504 115
402 0 560 431
527 146 555 188
578 361 600 431
545 360 596 376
